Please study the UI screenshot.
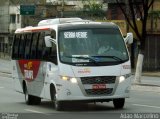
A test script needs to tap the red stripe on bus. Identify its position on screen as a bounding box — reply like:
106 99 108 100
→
25 28 50 32
18 60 41 82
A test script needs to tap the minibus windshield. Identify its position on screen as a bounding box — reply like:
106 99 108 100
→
59 28 129 66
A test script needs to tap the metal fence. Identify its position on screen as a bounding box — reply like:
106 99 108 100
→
143 34 160 71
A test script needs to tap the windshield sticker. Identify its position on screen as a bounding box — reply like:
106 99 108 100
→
123 65 131 69
64 32 87 39
72 55 89 63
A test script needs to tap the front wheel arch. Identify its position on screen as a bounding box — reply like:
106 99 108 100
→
50 84 56 101
23 80 41 105
50 84 64 111
22 80 26 94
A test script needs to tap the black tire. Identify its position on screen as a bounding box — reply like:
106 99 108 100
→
24 86 33 105
113 98 125 109
50 85 63 111
54 98 63 111
33 96 41 105
24 85 41 105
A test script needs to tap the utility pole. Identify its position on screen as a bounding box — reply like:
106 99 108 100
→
151 3 154 32
125 0 129 32
61 0 64 18
125 0 134 69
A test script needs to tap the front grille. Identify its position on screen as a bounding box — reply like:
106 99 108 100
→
80 76 116 96
81 76 116 84
85 88 113 95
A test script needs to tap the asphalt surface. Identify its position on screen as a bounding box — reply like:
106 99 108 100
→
1 58 160 119
1 75 160 119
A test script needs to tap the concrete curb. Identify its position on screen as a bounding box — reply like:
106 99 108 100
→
142 74 160 77
132 83 160 87
131 85 160 92
132 72 160 77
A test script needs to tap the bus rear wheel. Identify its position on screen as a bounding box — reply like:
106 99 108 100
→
113 98 125 109
24 86 41 105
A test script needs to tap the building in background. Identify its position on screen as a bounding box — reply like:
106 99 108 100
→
106 0 125 20
105 0 160 71
0 0 77 58
0 1 21 57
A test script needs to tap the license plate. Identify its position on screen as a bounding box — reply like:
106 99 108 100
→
92 84 106 89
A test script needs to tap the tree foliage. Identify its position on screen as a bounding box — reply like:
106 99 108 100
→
116 0 155 52
82 0 105 18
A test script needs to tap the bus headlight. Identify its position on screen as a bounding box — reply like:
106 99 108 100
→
61 76 69 81
70 78 77 83
119 73 132 83
119 76 125 83
60 76 77 84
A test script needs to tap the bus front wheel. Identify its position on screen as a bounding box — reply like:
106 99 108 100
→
113 98 125 109
50 85 63 111
54 95 64 111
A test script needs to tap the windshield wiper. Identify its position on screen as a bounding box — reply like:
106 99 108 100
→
92 55 124 62
65 56 100 66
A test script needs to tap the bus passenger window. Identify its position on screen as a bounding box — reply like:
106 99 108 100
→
24 34 32 59
51 30 56 39
38 32 45 59
45 30 56 39
50 43 57 64
31 33 39 59
18 35 25 59
44 30 57 64
12 35 20 59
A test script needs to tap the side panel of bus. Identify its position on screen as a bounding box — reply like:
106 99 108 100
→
12 35 24 93
12 60 24 93
12 28 58 99
18 60 45 97
43 62 59 99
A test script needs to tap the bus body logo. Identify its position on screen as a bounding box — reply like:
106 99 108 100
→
18 60 40 81
25 62 32 69
78 68 91 74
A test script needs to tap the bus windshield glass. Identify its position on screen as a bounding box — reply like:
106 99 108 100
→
58 28 129 66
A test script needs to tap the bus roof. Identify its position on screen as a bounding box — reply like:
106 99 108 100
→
38 17 84 26
15 26 51 34
15 18 119 34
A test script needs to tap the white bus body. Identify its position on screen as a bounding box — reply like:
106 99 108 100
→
11 18 133 110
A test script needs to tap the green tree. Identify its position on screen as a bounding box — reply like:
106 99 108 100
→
115 0 155 83
82 0 105 19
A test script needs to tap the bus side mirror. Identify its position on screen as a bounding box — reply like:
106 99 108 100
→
124 33 133 44
44 36 56 47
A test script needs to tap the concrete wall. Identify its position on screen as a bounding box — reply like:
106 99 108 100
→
9 6 21 32
0 6 9 33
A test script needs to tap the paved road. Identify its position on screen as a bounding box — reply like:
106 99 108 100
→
0 59 11 73
1 75 160 119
